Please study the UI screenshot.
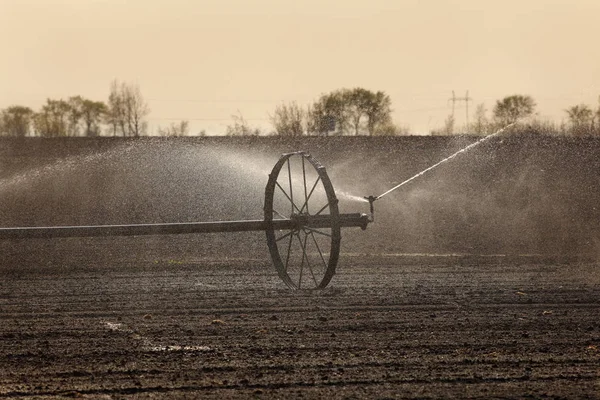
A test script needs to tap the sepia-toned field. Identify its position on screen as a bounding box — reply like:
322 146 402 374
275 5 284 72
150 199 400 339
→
1 250 599 398
1 136 599 398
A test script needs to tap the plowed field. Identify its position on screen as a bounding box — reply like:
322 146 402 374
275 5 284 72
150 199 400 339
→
1 136 600 397
1 248 599 399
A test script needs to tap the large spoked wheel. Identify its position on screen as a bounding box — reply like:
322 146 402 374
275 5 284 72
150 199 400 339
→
264 152 341 289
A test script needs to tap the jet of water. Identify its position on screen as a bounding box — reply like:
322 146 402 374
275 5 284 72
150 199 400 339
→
375 121 519 201
337 190 369 203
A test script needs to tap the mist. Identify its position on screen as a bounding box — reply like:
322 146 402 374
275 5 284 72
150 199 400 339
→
1 135 599 263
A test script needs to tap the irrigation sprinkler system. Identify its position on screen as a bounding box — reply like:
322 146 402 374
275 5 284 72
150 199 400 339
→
0 122 518 289
0 151 372 290
366 121 519 206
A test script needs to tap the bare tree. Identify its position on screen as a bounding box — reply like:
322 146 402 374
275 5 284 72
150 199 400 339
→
594 96 600 135
473 103 488 135
565 104 593 136
431 114 455 136
445 115 455 135
106 80 149 137
157 120 189 136
106 80 123 136
0 106 34 137
269 102 305 136
226 112 260 136
123 83 149 137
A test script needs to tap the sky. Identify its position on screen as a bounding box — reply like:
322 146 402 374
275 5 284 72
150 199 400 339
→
1 0 599 135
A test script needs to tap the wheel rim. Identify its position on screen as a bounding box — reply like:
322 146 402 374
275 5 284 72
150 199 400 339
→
264 152 341 289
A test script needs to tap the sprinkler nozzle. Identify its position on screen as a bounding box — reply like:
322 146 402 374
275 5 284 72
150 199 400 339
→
364 195 377 222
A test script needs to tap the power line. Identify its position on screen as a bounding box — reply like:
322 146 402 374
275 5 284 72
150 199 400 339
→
148 117 269 121
147 98 282 104
395 106 458 114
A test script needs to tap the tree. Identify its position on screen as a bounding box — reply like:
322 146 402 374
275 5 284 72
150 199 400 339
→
106 80 123 136
565 104 593 136
431 114 455 136
0 106 34 137
66 96 83 136
307 88 392 136
472 103 488 135
363 90 392 136
345 88 370 135
123 83 149 137
373 121 410 136
594 96 600 135
225 112 260 136
493 95 536 125
33 99 71 137
309 90 347 135
105 80 149 137
443 115 455 135
79 99 107 137
269 102 305 136
157 120 189 136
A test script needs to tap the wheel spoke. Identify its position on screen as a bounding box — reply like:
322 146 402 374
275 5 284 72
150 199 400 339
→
287 159 294 214
302 157 309 214
296 232 307 288
309 231 329 272
272 208 287 219
304 226 332 238
275 182 302 214
315 201 333 216
299 176 321 214
302 232 318 286
284 232 294 272
276 230 294 242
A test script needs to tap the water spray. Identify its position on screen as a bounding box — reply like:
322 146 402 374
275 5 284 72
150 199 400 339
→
0 121 523 290
0 151 370 290
363 121 520 206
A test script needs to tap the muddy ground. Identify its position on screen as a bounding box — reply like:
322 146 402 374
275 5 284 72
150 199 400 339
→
1 245 599 399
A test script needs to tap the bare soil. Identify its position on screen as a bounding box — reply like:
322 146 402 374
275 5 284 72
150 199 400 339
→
1 136 599 398
1 244 599 399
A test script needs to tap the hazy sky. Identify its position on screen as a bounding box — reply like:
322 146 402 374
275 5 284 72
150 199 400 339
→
1 0 599 134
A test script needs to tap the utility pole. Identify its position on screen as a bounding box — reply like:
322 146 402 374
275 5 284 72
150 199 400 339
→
448 90 473 128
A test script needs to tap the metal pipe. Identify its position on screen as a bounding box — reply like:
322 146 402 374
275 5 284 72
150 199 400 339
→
0 213 370 240
363 195 377 223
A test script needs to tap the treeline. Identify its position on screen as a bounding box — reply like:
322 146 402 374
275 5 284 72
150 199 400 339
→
0 80 162 138
223 88 407 137
235 92 600 137
437 94 600 137
266 88 407 137
2 83 600 137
